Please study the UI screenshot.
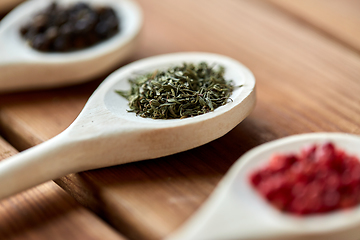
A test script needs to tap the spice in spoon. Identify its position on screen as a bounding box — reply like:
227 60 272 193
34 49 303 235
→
249 142 360 215
20 2 120 52
116 62 236 119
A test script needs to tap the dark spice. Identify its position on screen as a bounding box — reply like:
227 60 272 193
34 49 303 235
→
20 2 120 52
116 62 236 119
249 142 360 215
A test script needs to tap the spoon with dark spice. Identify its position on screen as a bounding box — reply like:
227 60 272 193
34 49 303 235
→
167 133 360 240
0 0 142 92
0 52 256 200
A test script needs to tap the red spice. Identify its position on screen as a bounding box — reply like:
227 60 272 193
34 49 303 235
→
249 142 360 215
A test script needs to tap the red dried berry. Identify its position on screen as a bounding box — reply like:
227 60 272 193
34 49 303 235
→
268 154 296 172
300 144 317 161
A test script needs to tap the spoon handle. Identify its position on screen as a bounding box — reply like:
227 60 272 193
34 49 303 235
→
0 132 79 200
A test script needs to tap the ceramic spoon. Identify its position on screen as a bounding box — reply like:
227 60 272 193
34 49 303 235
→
0 0 24 13
0 52 256 200
0 0 142 92
167 132 360 240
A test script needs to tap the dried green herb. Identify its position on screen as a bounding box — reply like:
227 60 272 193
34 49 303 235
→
116 62 237 119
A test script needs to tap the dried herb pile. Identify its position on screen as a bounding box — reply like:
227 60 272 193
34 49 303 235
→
116 62 236 119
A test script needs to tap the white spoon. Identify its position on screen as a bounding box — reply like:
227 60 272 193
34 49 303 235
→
0 52 256 200
167 132 360 240
0 0 24 13
0 0 142 92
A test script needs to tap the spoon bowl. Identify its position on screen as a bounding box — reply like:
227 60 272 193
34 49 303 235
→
0 52 256 200
0 0 142 92
167 132 360 240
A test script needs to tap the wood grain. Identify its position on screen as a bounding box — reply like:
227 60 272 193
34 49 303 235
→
0 137 126 240
0 0 359 239
269 0 360 52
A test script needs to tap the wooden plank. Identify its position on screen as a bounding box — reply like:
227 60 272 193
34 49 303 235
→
269 0 360 52
0 0 359 239
0 137 126 240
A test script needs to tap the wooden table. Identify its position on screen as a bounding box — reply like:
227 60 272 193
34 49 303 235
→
0 0 359 239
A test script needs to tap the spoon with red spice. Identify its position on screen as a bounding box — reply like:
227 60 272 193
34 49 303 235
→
0 52 256 201
168 133 360 240
0 0 142 92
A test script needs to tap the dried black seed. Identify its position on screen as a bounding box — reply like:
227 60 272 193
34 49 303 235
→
53 36 69 51
59 23 73 36
31 34 49 51
45 26 58 41
73 2 91 11
95 21 110 37
32 15 48 31
20 25 29 36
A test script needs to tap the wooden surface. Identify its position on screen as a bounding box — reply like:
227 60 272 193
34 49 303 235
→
270 0 360 53
0 0 359 239
0 137 126 240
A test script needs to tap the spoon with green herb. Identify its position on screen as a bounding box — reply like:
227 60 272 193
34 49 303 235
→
0 52 256 200
116 62 235 119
